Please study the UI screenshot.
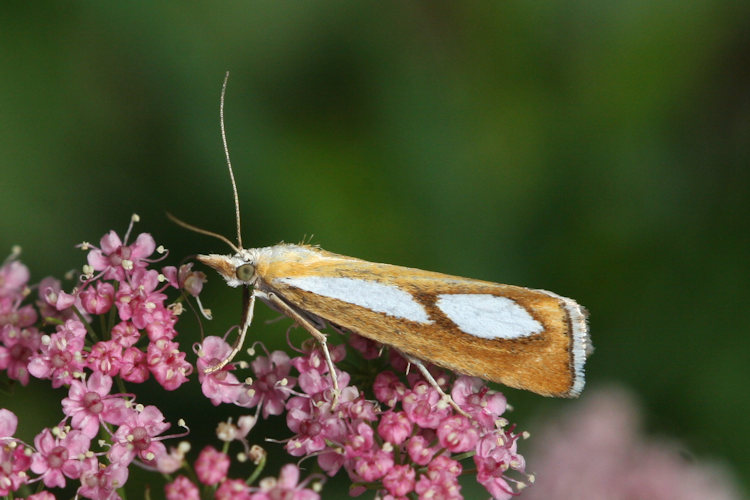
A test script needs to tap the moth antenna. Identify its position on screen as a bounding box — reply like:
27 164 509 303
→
166 212 240 254
220 71 243 250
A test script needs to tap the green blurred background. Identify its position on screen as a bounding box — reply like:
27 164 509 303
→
1 2 748 498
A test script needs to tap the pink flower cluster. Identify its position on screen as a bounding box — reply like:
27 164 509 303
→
0 221 204 498
521 387 743 500
0 220 531 499
1 223 202 392
0 248 40 385
1 397 177 498
196 334 530 499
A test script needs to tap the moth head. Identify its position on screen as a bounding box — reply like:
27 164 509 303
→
197 251 257 287
166 213 256 287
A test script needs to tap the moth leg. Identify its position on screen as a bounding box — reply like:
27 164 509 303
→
404 354 469 418
260 291 341 408
205 286 256 374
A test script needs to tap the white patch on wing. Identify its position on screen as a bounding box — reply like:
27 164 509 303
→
436 293 543 339
277 276 432 324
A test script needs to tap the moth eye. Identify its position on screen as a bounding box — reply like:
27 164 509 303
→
236 263 255 281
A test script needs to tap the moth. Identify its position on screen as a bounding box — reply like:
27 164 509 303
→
176 74 591 405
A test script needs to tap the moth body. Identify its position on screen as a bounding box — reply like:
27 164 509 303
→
198 243 591 397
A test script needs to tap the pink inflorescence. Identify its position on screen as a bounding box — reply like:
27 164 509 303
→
0 219 204 499
195 331 531 500
20 220 199 393
521 387 743 500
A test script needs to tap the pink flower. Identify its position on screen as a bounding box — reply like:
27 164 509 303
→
284 392 352 476
146 337 192 390
27 319 87 387
87 340 123 377
405 435 436 466
37 276 78 320
79 281 115 315
144 307 178 341
437 414 479 453
0 300 36 328
284 397 327 457
344 422 374 458
0 409 17 437
0 325 42 385
78 461 129 500
0 444 31 495
30 428 91 488
413 456 463 500
0 296 36 331
87 230 155 281
414 471 462 500
451 375 507 427
196 336 244 405
61 371 128 438
0 259 29 298
294 367 327 397
162 263 206 297
109 405 170 466
377 411 412 445
115 269 167 330
373 371 407 407
35 277 59 317
353 449 394 482
250 464 319 500
342 392 378 422
428 455 462 481
0 409 30 495
111 321 141 348
402 381 451 428
119 347 149 383
0 256 36 328
382 464 416 497
194 445 230 486
240 350 296 418
474 432 525 500
164 475 200 500
290 345 347 397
